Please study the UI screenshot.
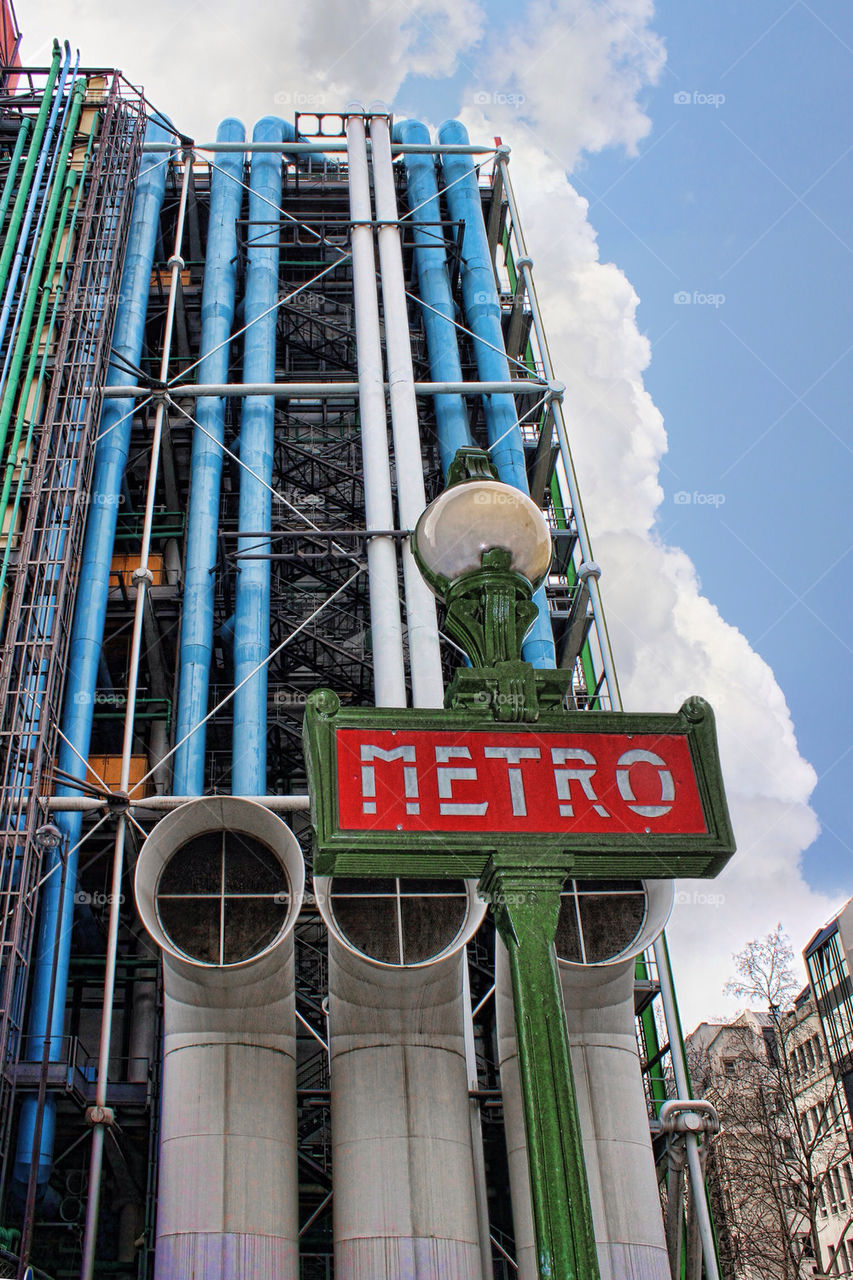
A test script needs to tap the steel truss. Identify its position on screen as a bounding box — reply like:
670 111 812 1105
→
0 70 146 1227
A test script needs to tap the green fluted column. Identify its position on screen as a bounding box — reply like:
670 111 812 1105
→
481 857 600 1280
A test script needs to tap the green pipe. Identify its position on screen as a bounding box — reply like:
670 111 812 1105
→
0 40 62 303
0 115 94 604
635 954 669 1113
0 117 33 230
0 77 86 469
661 932 693 1101
0 184 76 592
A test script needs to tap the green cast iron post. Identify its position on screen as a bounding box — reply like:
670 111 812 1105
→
481 860 601 1280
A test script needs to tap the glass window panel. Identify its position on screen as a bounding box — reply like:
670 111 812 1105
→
330 876 397 896
578 893 645 963
555 896 582 963
158 897 220 964
403 878 466 896
224 899 287 964
400 896 466 964
571 878 643 894
332 898 399 964
224 836 286 893
158 833 221 894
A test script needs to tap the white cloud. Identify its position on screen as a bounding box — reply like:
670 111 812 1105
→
22 0 485 136
469 0 665 171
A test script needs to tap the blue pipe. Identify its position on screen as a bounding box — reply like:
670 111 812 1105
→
0 41 72 363
13 121 172 1197
391 119 472 476
437 120 555 669
232 117 288 796
173 118 246 797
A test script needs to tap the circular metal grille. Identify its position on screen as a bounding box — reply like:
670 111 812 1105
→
328 877 469 966
555 879 646 964
155 830 289 965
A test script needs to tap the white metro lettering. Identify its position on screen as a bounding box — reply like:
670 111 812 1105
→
360 743 420 815
350 736 683 826
435 745 488 817
483 746 541 816
615 749 674 818
550 748 610 818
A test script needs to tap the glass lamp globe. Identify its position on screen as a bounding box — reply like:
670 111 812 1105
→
413 479 553 593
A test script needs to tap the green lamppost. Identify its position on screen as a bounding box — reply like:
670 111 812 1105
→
303 449 734 1280
412 447 601 1280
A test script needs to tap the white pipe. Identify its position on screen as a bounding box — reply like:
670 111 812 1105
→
462 957 496 1280
316 879 488 1279
143 141 499 155
148 718 171 796
497 884 673 1280
654 937 721 1280
369 112 443 709
135 798 304 1278
106 380 547 398
127 949 157 1086
346 111 406 708
41 794 312 811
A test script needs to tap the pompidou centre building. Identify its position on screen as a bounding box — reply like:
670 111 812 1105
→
0 22 735 1280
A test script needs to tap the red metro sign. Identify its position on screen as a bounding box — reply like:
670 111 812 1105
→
303 693 736 880
336 728 706 836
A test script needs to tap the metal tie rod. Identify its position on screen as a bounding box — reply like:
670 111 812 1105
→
105 379 553 399
41 794 311 812
143 141 501 154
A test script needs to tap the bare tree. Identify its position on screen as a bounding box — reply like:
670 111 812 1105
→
690 926 850 1279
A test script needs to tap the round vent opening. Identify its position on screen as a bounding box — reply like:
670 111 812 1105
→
328 877 469 966
155 830 290 966
555 879 647 965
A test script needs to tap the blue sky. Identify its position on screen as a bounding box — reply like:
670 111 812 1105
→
566 0 853 896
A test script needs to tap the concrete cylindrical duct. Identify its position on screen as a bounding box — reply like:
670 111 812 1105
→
316 876 488 1279
497 879 673 1280
135 797 304 1280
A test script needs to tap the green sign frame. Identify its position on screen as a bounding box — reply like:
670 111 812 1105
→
303 689 735 880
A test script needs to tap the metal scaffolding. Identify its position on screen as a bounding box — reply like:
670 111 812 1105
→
0 66 146 1244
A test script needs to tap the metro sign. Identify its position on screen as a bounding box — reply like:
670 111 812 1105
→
304 691 735 879
338 729 704 835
